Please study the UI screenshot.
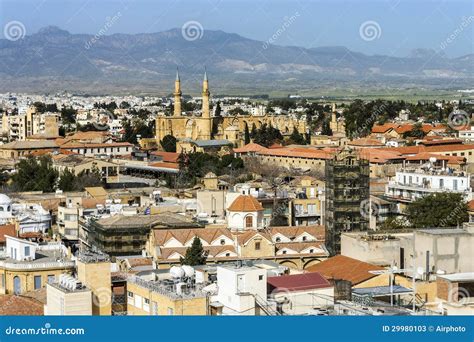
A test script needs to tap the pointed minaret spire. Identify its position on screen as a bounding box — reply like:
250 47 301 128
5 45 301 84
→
202 68 210 119
173 67 182 117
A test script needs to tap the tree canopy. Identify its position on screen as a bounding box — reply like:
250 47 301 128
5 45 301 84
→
405 193 468 228
180 236 207 266
12 156 58 192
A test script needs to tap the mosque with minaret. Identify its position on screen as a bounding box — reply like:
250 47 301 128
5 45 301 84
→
155 70 308 148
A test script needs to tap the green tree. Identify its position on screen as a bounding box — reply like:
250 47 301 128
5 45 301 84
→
180 236 207 266
321 119 333 136
215 101 222 117
58 168 76 192
13 156 58 192
160 134 177 152
288 127 306 145
244 123 251 145
405 193 468 228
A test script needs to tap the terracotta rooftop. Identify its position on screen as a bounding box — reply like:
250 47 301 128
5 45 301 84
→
257 147 333 160
228 195 264 212
233 143 267 153
0 224 16 243
0 295 44 315
153 227 233 246
306 255 384 285
267 272 331 292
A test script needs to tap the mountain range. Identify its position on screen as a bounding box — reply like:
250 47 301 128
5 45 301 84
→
0 26 472 95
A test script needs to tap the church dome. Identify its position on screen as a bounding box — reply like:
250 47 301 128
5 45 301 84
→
0 194 12 205
228 195 263 212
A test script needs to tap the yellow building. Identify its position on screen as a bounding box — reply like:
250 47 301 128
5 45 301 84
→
76 253 112 315
155 71 307 148
126 275 208 315
0 236 75 295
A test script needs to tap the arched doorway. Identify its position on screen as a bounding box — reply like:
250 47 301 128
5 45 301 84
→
13 276 21 294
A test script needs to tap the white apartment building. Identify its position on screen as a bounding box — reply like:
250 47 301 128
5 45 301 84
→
386 168 472 202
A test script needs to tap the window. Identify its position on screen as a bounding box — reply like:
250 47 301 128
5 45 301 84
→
245 215 253 228
225 253 230 257
47 275 55 283
127 291 134 305
167 307 174 315
309 249 314 253
24 246 30 256
152 301 158 315
34 275 41 289
255 242 261 250
302 236 307 242
275 237 281 242
258 275 263 281
282 250 287 254
220 239 225 245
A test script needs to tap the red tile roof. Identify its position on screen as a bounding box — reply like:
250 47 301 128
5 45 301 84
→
0 224 16 243
0 295 44 315
233 143 267 153
267 272 331 292
306 255 384 285
151 151 180 163
257 147 333 160
228 195 264 212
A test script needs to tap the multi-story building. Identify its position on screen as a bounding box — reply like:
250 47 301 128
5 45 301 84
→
80 213 199 256
325 148 370 255
0 236 75 295
1 106 59 141
44 274 93 315
126 270 208 315
386 167 472 203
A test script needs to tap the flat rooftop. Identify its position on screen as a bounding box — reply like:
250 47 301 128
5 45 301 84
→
438 273 474 282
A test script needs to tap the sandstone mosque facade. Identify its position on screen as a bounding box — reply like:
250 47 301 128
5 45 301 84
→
155 70 308 147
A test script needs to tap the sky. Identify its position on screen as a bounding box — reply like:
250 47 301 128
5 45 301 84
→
0 0 473 58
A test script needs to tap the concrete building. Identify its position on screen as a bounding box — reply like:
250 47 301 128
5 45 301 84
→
76 251 112 316
44 274 93 315
435 273 474 315
212 264 267 315
0 236 74 295
267 272 334 315
386 167 472 203
325 148 370 255
126 268 208 315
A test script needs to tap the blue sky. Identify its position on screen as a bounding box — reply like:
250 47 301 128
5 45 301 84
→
1 0 473 57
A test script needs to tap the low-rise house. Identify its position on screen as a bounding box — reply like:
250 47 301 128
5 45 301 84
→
267 272 334 315
435 272 474 315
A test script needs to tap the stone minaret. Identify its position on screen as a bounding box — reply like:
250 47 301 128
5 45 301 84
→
174 68 182 117
201 70 210 118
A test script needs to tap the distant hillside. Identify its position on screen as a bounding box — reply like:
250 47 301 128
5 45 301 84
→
0 26 472 94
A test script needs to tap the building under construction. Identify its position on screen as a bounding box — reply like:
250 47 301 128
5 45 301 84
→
325 148 370 255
